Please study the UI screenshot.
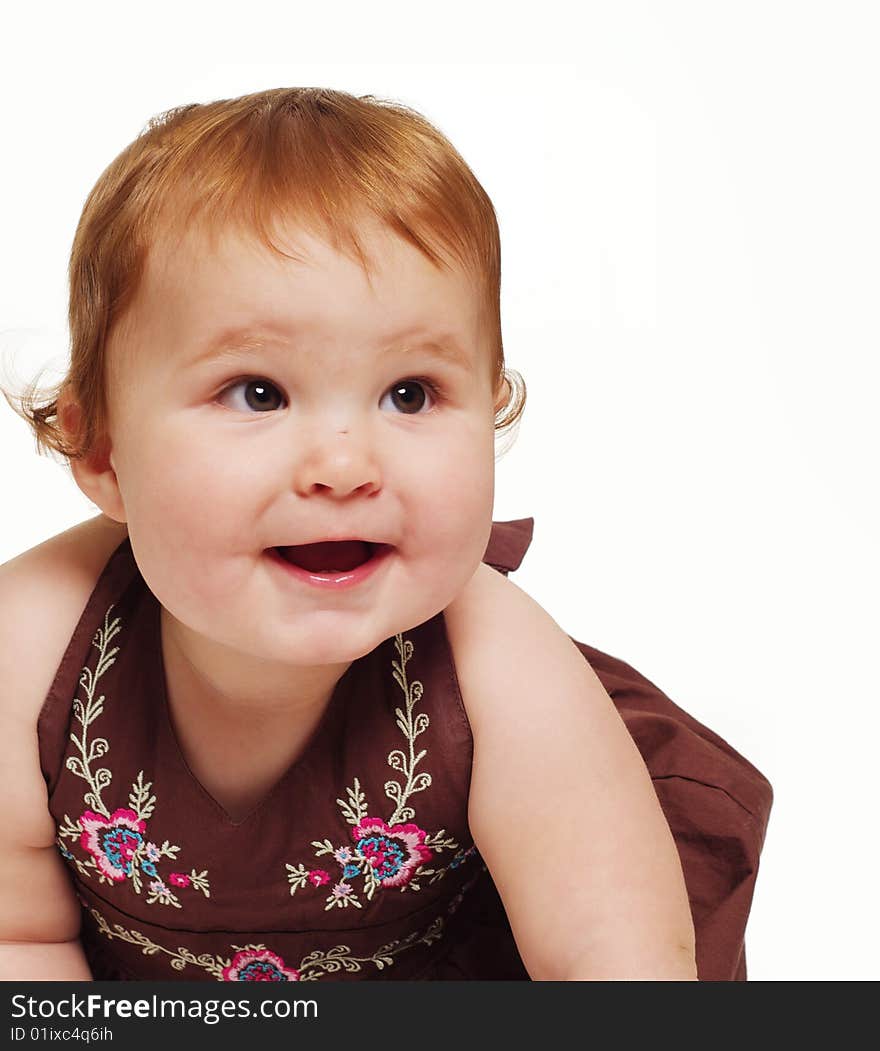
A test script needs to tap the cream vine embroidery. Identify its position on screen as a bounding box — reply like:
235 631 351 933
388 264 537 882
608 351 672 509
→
285 632 477 910
89 906 446 981
386 632 432 824
56 606 210 907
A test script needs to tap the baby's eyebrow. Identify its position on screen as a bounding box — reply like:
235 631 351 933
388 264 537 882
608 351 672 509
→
189 325 474 372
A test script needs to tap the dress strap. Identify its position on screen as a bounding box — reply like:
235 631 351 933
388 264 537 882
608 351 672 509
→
38 537 140 793
482 518 535 576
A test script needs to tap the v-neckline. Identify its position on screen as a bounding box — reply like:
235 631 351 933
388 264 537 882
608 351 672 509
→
147 595 354 828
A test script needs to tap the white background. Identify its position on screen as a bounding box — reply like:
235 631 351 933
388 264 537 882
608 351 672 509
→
1 2 877 980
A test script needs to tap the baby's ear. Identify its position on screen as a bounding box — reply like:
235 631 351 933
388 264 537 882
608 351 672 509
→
493 372 511 416
57 388 127 525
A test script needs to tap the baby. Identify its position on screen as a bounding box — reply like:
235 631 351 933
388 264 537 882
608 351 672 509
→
0 87 698 981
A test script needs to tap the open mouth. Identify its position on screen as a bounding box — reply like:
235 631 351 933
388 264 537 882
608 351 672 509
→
274 540 387 574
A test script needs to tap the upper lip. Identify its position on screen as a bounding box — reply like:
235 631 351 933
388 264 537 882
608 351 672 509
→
274 538 392 548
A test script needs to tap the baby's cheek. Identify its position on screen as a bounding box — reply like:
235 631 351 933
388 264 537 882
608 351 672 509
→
142 443 238 525
404 465 493 588
433 450 494 523
122 456 244 605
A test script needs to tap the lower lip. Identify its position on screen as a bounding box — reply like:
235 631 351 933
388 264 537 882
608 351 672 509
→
265 544 394 590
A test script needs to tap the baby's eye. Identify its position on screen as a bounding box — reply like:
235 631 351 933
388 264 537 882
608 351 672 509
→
217 378 285 413
380 379 437 415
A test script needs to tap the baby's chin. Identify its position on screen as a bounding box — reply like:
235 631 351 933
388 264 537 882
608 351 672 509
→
251 615 413 668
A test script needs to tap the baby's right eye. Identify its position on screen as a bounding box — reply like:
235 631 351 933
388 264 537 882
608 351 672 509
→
217 378 286 413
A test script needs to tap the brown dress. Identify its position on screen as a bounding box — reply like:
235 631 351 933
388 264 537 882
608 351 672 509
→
38 518 772 982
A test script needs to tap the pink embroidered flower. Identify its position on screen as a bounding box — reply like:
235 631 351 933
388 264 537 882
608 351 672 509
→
331 882 354 899
224 949 301 982
307 869 331 887
352 817 433 888
168 872 190 888
334 846 354 863
79 809 146 881
149 879 168 896
145 842 161 862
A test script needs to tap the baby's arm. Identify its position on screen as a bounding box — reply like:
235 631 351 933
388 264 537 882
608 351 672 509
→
0 734 92 980
445 563 697 980
0 552 93 980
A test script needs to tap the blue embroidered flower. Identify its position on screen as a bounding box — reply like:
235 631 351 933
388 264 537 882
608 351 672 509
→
351 818 433 888
342 862 361 879
357 835 406 880
141 860 158 877
80 809 146 880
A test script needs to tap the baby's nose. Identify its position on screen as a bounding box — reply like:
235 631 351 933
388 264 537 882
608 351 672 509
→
291 429 382 498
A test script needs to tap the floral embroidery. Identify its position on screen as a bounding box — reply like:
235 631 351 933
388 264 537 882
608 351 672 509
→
89 901 450 981
284 634 476 908
55 607 210 907
79 808 145 880
352 817 433 887
224 949 301 982
331 882 356 905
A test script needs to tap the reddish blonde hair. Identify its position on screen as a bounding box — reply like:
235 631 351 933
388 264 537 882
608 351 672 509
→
3 86 526 465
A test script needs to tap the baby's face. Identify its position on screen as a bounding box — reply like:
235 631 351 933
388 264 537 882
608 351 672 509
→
101 218 500 666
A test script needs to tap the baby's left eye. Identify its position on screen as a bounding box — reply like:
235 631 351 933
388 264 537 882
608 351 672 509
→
380 379 436 415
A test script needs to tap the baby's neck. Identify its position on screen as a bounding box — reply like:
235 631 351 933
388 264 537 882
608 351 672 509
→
159 605 350 719
159 608 350 821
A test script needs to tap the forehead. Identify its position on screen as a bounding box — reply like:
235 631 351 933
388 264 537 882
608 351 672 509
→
131 216 485 351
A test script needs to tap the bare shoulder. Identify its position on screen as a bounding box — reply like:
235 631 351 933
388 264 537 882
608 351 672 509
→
1 512 129 584
444 561 599 737
0 514 129 698
0 513 129 717
0 514 129 848
445 559 544 626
